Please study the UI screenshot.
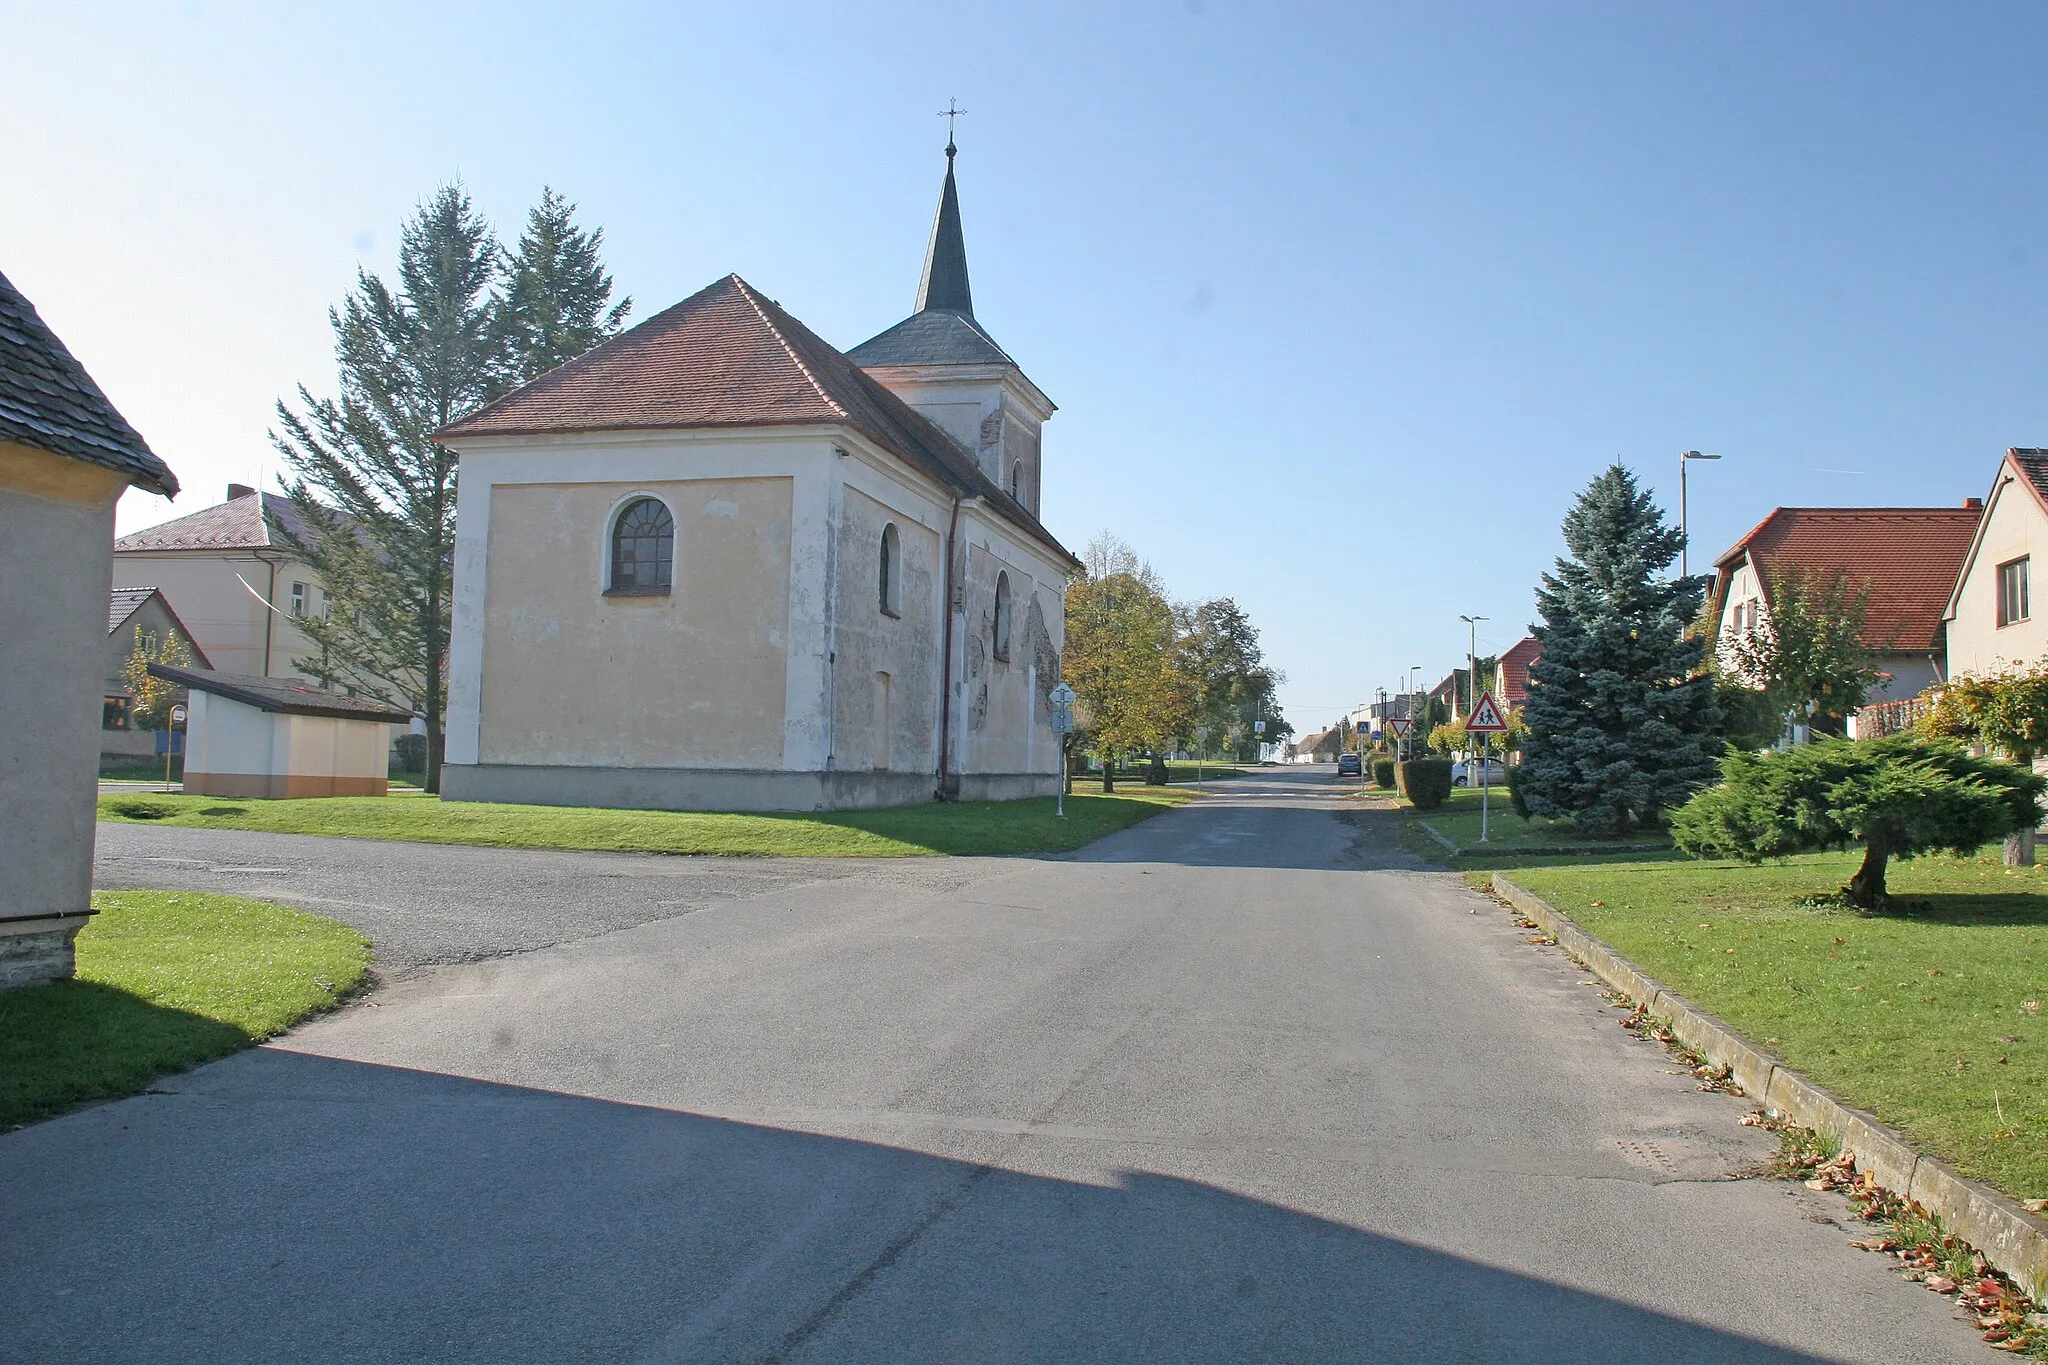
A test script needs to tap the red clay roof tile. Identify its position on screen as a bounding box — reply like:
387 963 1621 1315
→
1713 506 1980 652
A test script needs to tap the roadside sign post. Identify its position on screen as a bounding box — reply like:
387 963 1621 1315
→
1464 691 1509 843
1048 683 1077 817
165 703 188 793
1386 714 1411 764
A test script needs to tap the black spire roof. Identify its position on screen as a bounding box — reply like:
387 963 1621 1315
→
849 142 1020 371
916 143 973 316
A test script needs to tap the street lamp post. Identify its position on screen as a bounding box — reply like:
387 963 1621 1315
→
1458 615 1488 715
1680 450 1722 579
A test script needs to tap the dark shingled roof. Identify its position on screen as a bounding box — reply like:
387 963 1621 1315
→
0 268 176 496
847 308 1017 369
439 274 1076 568
147 662 411 723
915 147 973 317
108 585 157 633
114 489 318 553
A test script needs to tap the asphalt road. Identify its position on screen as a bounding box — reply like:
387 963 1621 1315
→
2 770 1985 1362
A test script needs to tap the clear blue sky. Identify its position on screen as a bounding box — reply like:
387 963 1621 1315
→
5 2 2041 734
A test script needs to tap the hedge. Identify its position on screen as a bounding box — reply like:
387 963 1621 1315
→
1396 758 1453 810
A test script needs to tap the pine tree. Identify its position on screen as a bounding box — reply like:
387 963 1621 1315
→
1517 464 1722 834
270 183 501 793
496 187 632 384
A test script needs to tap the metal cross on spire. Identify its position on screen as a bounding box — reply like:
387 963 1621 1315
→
938 98 967 156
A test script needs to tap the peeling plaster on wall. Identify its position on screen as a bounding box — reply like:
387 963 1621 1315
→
831 485 941 774
1027 596 1060 725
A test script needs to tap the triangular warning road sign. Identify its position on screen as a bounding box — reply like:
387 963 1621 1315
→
1385 716 1411 736
1465 691 1509 732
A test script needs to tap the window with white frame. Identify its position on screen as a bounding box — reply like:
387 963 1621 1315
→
609 497 675 594
1999 556 2030 627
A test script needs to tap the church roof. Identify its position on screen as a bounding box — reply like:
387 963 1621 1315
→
846 307 1015 369
846 142 1038 378
438 274 1076 567
0 268 176 496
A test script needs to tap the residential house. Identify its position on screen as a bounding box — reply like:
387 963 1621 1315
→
1712 503 1981 707
111 483 328 682
1494 636 1542 712
1 267 179 987
103 586 211 758
1944 449 2048 678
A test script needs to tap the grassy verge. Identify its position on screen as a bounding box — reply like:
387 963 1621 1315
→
98 786 1198 858
1498 851 2048 1201
0 890 370 1128
1384 786 1671 857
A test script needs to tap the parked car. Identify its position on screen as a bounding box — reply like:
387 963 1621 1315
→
1451 758 1506 786
1335 753 1362 777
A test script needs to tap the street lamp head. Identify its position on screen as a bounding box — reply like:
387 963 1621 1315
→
1682 450 1722 461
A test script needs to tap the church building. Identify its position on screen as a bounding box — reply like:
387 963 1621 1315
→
437 141 1077 810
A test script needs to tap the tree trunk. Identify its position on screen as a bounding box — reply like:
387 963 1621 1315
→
2006 829 2037 867
1101 751 1115 794
1062 738 1073 796
1845 837 1890 909
2007 747 2037 866
1146 752 1167 786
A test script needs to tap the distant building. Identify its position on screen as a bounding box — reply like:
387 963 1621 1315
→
1 267 178 988
112 484 328 682
1493 636 1541 711
1944 449 2048 678
150 664 409 800
1712 502 1980 704
102 586 211 758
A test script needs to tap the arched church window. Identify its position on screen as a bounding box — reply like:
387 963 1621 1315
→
879 524 901 617
993 571 1013 661
609 497 674 593
1008 460 1022 500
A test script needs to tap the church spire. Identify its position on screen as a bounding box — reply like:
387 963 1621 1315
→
914 135 974 317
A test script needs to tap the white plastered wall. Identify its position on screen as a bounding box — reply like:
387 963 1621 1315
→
1947 469 2048 678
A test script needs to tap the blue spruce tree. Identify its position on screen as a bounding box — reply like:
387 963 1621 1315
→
1518 464 1721 834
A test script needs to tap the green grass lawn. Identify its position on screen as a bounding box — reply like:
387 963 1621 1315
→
1398 785 1673 855
98 785 1198 858
0 890 370 1128
1501 851 2048 1201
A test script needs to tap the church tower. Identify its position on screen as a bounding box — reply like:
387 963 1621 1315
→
849 138 1054 515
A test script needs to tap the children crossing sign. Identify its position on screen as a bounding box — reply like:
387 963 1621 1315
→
1465 692 1508 733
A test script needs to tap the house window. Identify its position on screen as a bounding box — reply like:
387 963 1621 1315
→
1999 556 2030 627
609 497 674 594
290 582 308 616
993 571 1013 661
879 524 901 617
103 695 130 730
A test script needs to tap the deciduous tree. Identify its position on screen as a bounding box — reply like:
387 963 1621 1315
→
1920 662 2048 863
1721 566 1883 738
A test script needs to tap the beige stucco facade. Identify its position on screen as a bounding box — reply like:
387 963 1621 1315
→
181 689 392 799
0 439 130 985
441 426 1069 811
1946 459 2048 678
110 548 322 681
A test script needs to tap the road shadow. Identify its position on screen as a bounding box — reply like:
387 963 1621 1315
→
0 1051 1830 1363
0 979 249 1128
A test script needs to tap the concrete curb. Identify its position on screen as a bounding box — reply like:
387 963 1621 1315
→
1414 821 1462 855
1492 872 2048 1298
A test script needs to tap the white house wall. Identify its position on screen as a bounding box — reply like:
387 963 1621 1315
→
1947 468 2048 677
110 551 322 681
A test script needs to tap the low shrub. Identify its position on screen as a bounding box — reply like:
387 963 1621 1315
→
393 734 428 773
1507 761 1530 819
1396 759 1453 810
105 798 176 820
1372 758 1396 790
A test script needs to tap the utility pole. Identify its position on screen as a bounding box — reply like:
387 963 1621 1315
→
1458 614 1488 716
1680 450 1721 579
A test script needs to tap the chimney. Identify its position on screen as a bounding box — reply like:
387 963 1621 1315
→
1964 497 1983 511
227 483 255 502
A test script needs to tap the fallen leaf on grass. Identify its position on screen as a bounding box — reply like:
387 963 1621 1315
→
1926 1275 1959 1294
2024 1001 2041 1016
2021 1198 2048 1214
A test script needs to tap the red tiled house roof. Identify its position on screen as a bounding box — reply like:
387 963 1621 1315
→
1495 636 1542 707
439 273 1076 567
1712 505 1982 652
